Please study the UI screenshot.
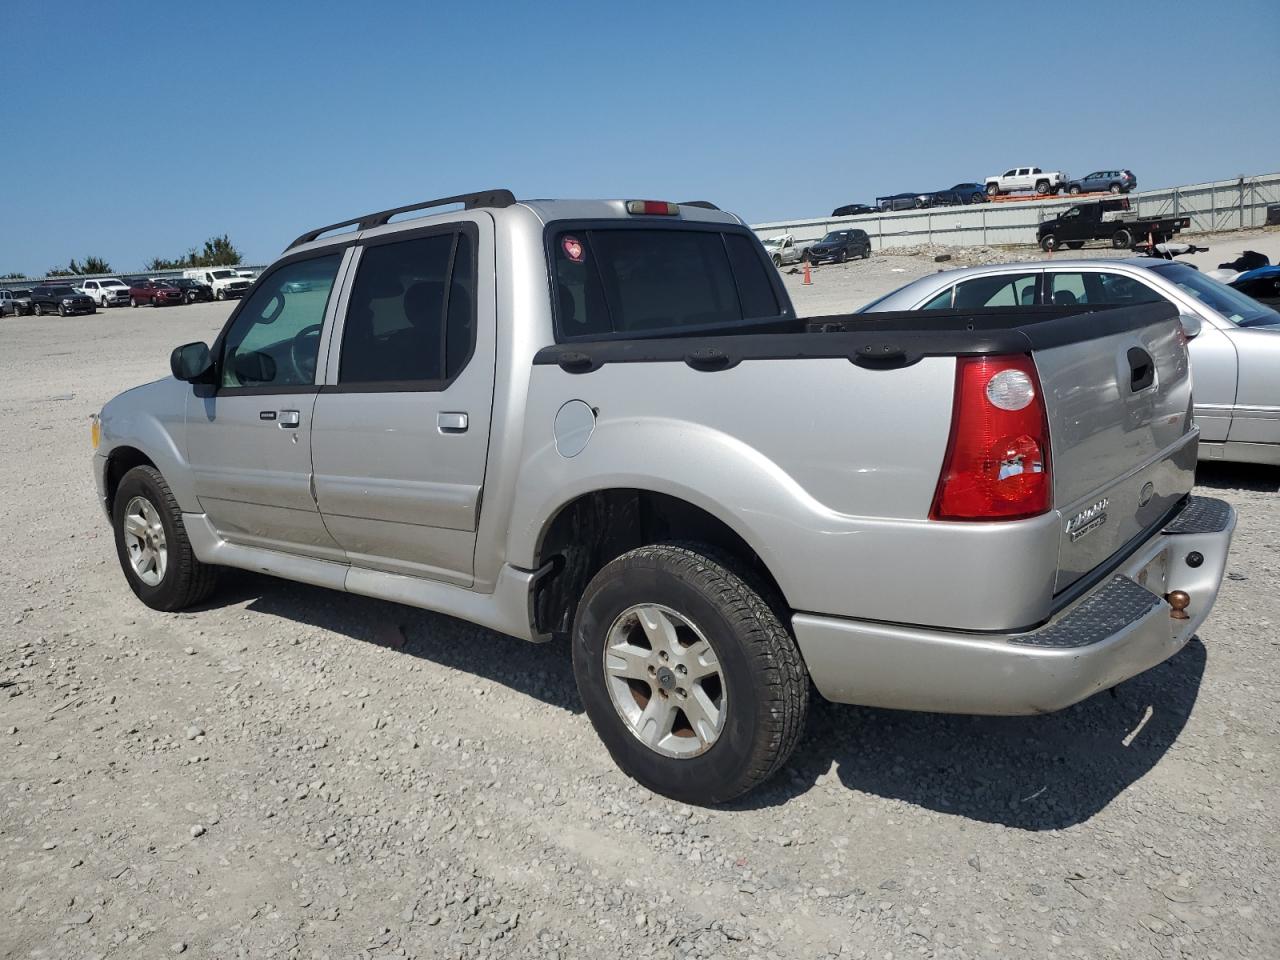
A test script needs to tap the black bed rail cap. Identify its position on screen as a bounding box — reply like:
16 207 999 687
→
286 189 516 250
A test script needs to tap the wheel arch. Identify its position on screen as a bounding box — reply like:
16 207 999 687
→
104 445 158 511
529 488 790 639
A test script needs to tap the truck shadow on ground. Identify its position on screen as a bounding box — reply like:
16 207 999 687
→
739 638 1207 829
208 570 1205 829
203 570 585 714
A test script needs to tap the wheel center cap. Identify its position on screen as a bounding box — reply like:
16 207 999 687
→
656 666 677 691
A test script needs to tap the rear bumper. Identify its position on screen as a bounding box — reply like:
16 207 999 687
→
793 495 1235 715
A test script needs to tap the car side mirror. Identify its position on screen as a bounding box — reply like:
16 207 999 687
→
171 341 214 382
1179 314 1203 341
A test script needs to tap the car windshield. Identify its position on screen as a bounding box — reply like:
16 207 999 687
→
1151 262 1280 328
103 279 126 287
820 233 845 242
210 270 236 280
50 286 76 296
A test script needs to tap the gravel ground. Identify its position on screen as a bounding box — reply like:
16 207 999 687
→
3 244 1279 960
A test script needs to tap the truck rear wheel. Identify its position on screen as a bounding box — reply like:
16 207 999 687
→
571 543 808 804
1112 228 1133 249
1035 181 1050 195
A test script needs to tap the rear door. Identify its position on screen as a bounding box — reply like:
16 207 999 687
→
310 217 496 587
184 250 349 559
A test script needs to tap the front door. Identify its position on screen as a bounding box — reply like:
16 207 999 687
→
184 250 350 560
310 218 496 587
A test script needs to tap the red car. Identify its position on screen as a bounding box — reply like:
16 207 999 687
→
128 279 184 308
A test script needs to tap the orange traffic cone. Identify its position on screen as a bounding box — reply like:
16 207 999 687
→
802 261 812 285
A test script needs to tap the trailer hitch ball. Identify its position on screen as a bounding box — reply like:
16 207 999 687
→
1165 590 1191 620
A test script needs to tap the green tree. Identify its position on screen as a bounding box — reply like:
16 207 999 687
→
46 266 74 278
69 256 111 275
1 271 27 280
145 236 243 272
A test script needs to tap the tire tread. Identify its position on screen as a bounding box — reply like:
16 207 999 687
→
116 466 217 610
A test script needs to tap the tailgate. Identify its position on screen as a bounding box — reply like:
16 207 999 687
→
1033 302 1196 593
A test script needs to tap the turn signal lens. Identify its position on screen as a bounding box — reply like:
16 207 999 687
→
90 414 100 450
931 355 1052 521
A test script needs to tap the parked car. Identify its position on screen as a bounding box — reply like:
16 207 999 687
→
1 288 32 316
760 234 815 266
1066 169 1137 195
91 190 1234 804
127 279 184 308
876 193 921 212
1229 265 1280 308
807 228 871 263
831 203 874 217
80 278 132 308
183 267 253 300
154 277 214 304
985 166 1069 196
29 283 96 316
861 257 1280 466
922 183 988 206
1036 198 1188 252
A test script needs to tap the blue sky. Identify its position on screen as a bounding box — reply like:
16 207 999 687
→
4 0 1277 274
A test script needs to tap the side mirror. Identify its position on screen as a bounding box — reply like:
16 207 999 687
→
171 341 214 382
1179 314 1203 341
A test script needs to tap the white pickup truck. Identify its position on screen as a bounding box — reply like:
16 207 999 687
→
760 234 814 266
183 267 253 300
985 166 1069 197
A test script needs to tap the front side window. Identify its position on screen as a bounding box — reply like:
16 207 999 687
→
1151 262 1280 328
953 273 1039 308
552 227 781 339
338 229 475 385
219 253 342 389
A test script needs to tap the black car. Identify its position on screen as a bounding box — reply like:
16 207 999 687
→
925 183 987 206
807 229 871 264
876 193 922 212
158 277 215 304
29 284 96 317
831 203 874 217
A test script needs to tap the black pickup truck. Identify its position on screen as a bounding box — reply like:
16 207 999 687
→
1037 198 1190 252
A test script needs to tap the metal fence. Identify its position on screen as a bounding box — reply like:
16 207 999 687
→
750 171 1280 251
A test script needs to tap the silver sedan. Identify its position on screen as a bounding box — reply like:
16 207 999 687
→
862 257 1280 466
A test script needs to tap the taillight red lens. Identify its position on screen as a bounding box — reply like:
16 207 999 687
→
930 355 1052 521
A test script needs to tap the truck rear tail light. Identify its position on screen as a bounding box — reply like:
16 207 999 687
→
625 200 679 216
930 355 1052 521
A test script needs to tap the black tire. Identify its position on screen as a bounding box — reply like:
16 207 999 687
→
1069 185 1082 195
33 303 44 317
58 305 67 317
1112 228 1133 249
986 183 1000 196
1109 183 1122 194
968 192 984 204
1035 180 1050 195
572 542 809 805
836 250 847 264
772 254 782 267
1040 234 1057 253
215 289 225 301
800 250 811 264
112 465 218 611
89 307 97 315
862 246 871 259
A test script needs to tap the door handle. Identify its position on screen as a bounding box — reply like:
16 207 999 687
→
437 412 469 433
278 410 301 428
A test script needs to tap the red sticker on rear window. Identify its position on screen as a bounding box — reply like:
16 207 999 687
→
562 236 584 262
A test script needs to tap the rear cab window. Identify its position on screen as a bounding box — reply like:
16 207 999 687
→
550 225 785 341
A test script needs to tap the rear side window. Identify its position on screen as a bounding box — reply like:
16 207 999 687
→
339 228 475 385
552 227 782 340
953 273 1039 308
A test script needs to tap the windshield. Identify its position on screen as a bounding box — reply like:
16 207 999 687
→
50 286 76 296
820 232 845 243
210 270 235 280
103 279 126 287
1151 262 1280 328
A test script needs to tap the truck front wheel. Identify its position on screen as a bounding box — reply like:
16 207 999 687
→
215 289 225 300
1040 234 1057 252
1112 228 1133 249
986 183 1000 196
572 543 808 805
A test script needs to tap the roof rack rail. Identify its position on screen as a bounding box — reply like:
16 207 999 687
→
678 200 720 210
286 189 517 250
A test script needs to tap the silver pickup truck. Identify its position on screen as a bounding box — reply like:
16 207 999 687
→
91 191 1235 804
